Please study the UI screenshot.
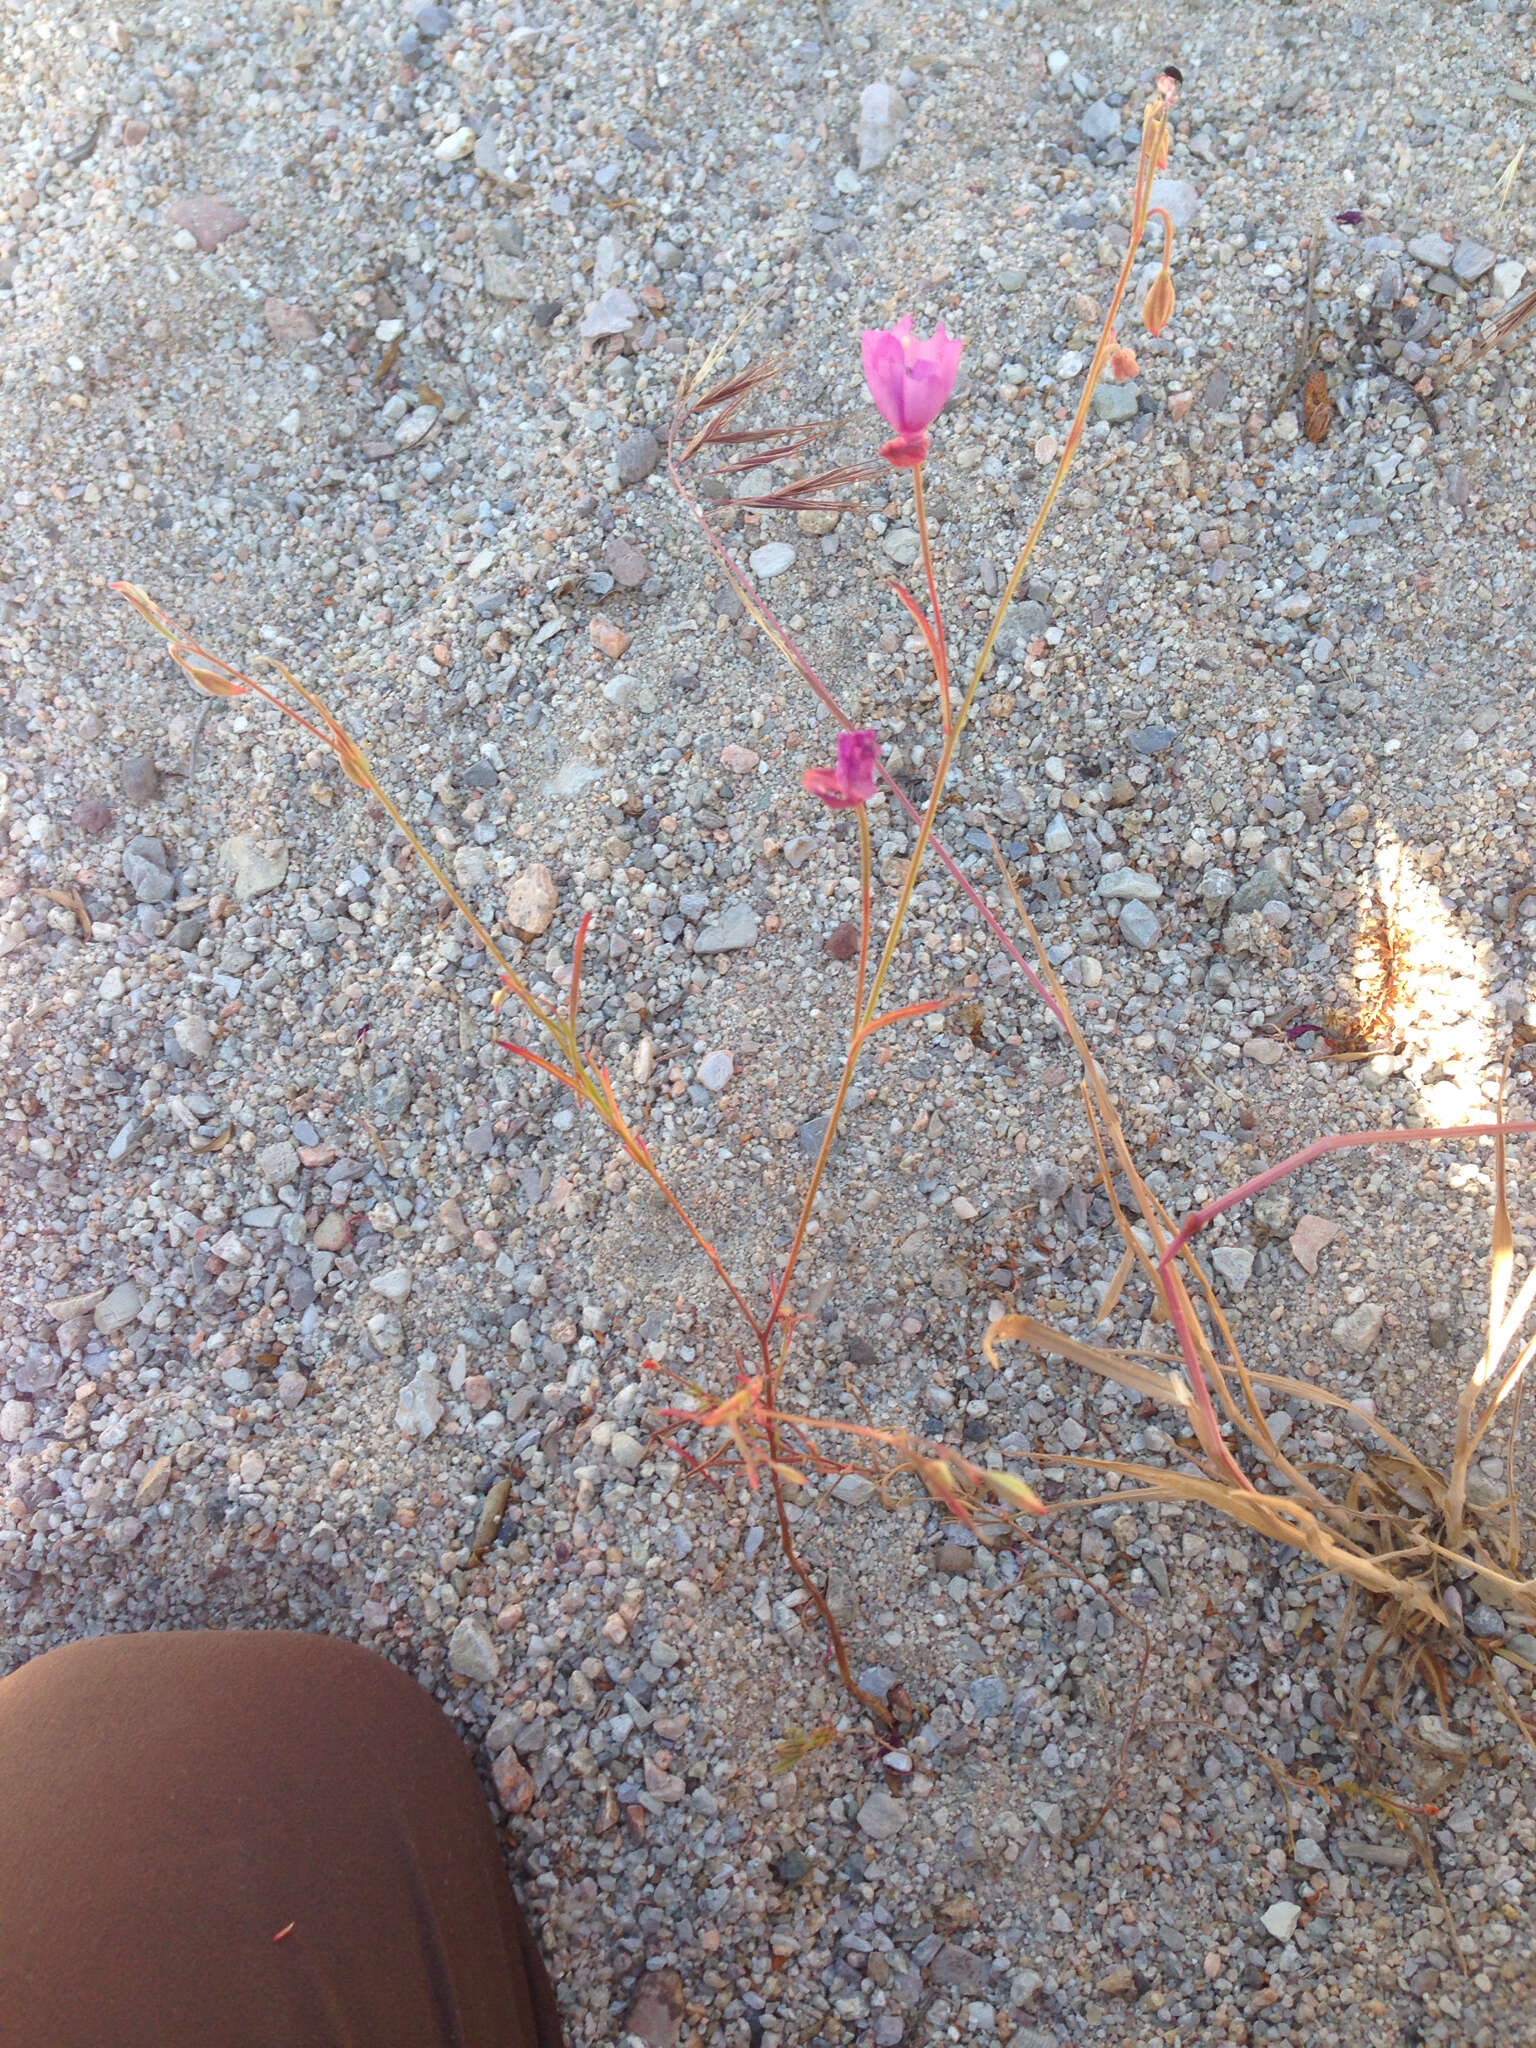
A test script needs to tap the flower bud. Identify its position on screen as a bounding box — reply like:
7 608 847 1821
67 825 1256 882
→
1142 267 1176 338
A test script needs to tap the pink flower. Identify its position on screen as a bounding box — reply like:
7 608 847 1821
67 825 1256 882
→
803 728 880 810
861 317 964 467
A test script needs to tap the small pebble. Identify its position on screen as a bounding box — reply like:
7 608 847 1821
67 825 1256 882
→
448 1616 500 1683
697 1050 733 1091
1117 899 1160 950
616 429 661 484
748 542 795 579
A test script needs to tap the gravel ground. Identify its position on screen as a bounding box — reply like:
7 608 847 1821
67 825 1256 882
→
4 1 1536 2042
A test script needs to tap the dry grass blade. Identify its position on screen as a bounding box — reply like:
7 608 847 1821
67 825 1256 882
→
982 845 1536 1750
706 417 845 456
1450 278 1536 376
983 1315 1194 1416
717 463 883 513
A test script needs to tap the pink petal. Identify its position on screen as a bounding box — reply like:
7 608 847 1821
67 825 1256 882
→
863 320 964 440
803 765 855 808
861 327 909 434
836 728 880 802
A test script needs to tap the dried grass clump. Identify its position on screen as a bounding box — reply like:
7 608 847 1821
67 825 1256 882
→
987 887 1536 1744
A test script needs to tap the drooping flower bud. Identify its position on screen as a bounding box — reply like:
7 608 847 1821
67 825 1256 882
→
803 728 880 810
1142 266 1176 338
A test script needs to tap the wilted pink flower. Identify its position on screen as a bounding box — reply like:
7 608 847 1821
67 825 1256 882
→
803 728 880 809
861 317 964 467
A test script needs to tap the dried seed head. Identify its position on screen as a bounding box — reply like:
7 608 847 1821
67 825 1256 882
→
169 643 248 699
1142 267 1176 338
333 732 375 790
1108 345 1140 384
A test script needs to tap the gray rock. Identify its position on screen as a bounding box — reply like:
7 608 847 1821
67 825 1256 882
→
604 537 649 588
1200 868 1235 913
1128 723 1177 755
1407 230 1454 269
1254 1193 1292 1233
1231 869 1288 915
1452 239 1496 285
697 1049 733 1091
120 753 160 802
396 1367 444 1439
1099 869 1162 903
1332 1302 1386 1354
1211 1245 1255 1293
122 840 174 904
0 1399 34 1443
580 288 640 340
856 1788 907 1840
693 902 759 955
94 1280 143 1336
173 1014 213 1058
1043 812 1073 854
1117 899 1161 950
107 1117 149 1165
748 541 795 579
799 1111 831 1158
969 1674 1008 1718
931 1943 992 1994
370 1071 414 1124
857 80 908 173
413 3 452 34
23 1350 63 1395
616 428 661 483
1494 258 1527 299
222 834 288 903
474 132 506 180
1262 1900 1301 1942
832 1473 875 1506
447 1616 500 1683
1091 379 1139 423
610 1429 645 1469
277 1370 308 1409
1081 99 1120 145
257 1139 300 1186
